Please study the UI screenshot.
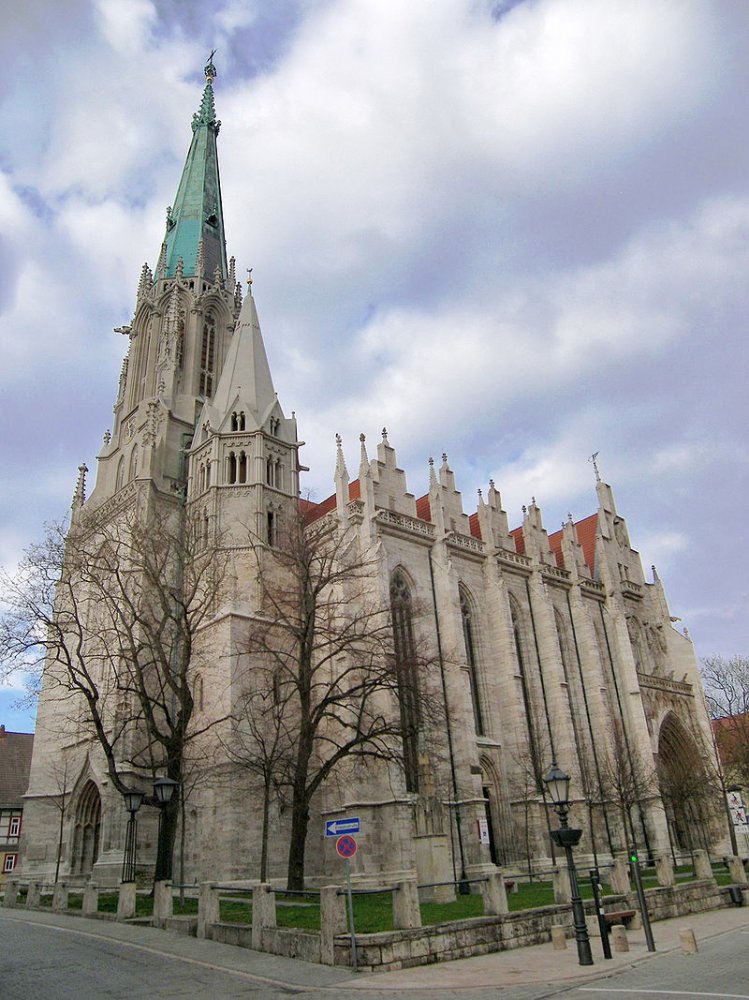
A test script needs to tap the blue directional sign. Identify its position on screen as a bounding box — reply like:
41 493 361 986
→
325 816 360 837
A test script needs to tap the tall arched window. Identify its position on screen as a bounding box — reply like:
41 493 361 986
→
115 456 125 492
227 451 237 484
390 571 420 793
199 314 216 397
510 596 541 786
460 587 484 736
129 444 139 481
238 451 247 483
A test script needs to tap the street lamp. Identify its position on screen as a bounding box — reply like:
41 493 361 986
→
153 775 178 882
121 787 145 883
543 762 594 967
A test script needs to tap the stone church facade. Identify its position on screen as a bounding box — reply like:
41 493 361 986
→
20 61 725 887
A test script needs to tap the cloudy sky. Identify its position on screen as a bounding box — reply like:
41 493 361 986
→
2 0 748 731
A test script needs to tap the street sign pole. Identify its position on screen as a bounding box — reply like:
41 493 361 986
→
345 856 358 973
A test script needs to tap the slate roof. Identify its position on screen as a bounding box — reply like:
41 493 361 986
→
0 728 34 808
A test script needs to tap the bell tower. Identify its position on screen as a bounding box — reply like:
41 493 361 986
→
88 55 243 507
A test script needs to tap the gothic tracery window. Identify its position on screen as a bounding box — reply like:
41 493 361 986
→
199 314 216 397
390 571 420 793
460 587 484 736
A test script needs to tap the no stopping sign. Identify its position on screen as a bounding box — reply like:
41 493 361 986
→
335 834 358 859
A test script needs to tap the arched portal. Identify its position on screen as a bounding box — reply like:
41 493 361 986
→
657 713 713 853
71 780 102 875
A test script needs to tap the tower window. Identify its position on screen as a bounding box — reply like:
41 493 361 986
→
199 315 216 397
228 452 237 484
267 510 276 547
238 451 247 483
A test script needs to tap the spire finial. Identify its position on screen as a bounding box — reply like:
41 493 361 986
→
72 463 88 510
246 267 253 288
193 54 219 133
428 456 438 488
205 51 217 84
589 450 601 483
382 427 389 444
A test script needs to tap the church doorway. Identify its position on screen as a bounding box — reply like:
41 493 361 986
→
71 781 102 875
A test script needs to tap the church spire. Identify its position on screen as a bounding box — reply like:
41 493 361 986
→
162 54 228 281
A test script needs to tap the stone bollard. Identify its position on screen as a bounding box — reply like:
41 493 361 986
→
52 882 69 912
153 880 173 925
693 850 713 881
611 924 629 953
552 868 571 904
610 855 632 895
197 882 220 939
481 870 509 916
26 882 41 909
320 885 347 965
3 880 19 908
727 856 748 886
392 879 422 929
680 928 698 954
551 924 567 950
117 881 137 921
655 854 675 888
82 883 98 917
251 883 276 952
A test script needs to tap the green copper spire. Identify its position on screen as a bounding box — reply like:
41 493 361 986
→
162 54 228 281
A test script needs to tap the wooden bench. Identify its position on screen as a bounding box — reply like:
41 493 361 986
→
603 909 636 929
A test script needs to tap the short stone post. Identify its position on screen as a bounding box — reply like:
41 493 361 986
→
3 880 19 908
611 924 629 953
727 856 748 886
680 927 698 954
116 881 137 921
52 882 69 912
320 885 347 965
481 870 509 915
552 868 571 904
655 854 675 887
693 849 713 881
197 882 220 939
392 879 422 929
251 883 276 951
610 855 632 895
26 882 41 909
153 880 173 925
550 924 567 950
82 883 98 917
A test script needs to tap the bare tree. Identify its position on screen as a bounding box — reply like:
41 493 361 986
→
0 502 230 880
598 720 657 855
235 508 432 890
701 655 749 788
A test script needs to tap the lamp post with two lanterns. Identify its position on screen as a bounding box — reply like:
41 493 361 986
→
120 775 178 884
543 762 594 967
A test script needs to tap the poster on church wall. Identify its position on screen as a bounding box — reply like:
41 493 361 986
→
478 818 490 845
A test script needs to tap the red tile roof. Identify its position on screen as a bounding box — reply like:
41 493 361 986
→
545 513 598 574
301 480 361 524
415 494 431 522
510 525 525 555
0 728 34 807
468 512 482 540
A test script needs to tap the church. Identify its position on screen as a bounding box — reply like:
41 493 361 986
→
20 59 725 889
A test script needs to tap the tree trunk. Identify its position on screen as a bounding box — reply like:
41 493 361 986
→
286 790 310 891
260 777 271 882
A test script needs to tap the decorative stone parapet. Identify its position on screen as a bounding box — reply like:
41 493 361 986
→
197 882 220 939
320 886 347 965
251 883 276 951
392 880 421 929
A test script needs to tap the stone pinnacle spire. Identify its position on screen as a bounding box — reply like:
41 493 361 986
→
161 54 228 281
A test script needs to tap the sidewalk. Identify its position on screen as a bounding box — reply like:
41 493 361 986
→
344 904 749 991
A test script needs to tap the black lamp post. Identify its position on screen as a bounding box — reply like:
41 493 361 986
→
121 787 145 883
544 762 594 967
153 775 178 882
